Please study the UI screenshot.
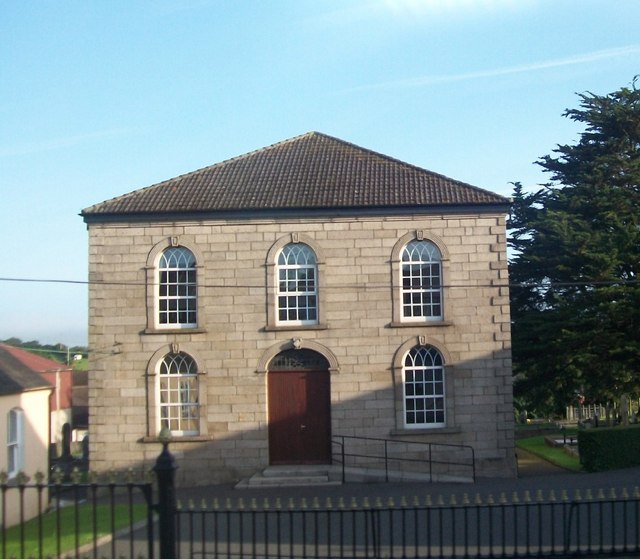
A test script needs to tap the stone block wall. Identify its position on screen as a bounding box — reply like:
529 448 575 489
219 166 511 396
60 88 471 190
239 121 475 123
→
87 212 515 485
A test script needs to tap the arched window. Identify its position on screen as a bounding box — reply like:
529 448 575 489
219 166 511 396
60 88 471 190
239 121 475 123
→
276 243 318 325
7 408 24 478
403 345 445 428
157 352 199 436
401 240 442 321
157 247 197 328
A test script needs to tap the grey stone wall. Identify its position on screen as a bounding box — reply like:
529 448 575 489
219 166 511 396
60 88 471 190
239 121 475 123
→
87 213 515 485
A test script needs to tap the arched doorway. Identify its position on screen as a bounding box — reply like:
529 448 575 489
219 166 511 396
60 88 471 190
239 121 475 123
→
268 349 331 465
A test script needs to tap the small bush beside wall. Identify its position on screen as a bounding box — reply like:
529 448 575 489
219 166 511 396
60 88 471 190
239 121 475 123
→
578 426 640 472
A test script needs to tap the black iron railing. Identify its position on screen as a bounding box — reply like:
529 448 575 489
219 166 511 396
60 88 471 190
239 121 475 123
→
0 471 154 559
332 434 476 483
4 442 640 559
173 492 640 559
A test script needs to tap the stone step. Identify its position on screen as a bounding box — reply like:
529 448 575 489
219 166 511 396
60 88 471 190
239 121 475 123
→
235 465 342 489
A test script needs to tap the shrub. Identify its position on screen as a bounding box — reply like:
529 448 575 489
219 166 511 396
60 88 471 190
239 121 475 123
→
578 425 640 472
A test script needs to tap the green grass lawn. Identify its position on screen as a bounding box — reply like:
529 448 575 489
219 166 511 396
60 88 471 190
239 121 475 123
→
516 435 582 472
2 503 149 558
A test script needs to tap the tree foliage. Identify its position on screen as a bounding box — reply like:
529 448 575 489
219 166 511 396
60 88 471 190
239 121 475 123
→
509 78 640 416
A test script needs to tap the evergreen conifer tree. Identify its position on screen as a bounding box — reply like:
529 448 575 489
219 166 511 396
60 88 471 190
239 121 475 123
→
510 78 640 417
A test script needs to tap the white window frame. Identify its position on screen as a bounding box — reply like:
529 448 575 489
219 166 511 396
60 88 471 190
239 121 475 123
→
400 240 442 322
275 243 319 326
403 346 446 428
7 408 24 478
156 246 197 329
156 352 200 436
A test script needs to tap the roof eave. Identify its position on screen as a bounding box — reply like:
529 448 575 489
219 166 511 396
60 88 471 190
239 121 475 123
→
82 202 511 225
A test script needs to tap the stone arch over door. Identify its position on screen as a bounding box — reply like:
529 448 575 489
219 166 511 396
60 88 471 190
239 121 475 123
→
266 347 332 465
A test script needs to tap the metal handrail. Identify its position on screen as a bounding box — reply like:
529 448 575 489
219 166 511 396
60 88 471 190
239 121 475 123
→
331 434 475 483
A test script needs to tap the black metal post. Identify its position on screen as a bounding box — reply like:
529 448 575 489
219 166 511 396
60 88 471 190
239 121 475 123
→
154 436 178 559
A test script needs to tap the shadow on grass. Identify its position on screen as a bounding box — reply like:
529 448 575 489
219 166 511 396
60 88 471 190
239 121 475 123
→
3 504 148 559
516 435 582 472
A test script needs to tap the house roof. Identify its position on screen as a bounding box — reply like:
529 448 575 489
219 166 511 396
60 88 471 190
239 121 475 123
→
0 344 54 396
82 132 510 221
0 343 71 374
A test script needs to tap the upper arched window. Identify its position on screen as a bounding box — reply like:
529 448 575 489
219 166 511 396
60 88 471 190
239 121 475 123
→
157 247 197 328
401 240 442 321
276 243 318 325
403 345 445 428
157 352 199 436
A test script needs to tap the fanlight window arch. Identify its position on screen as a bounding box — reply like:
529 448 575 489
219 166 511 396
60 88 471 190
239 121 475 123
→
403 345 445 427
401 240 442 321
269 349 329 371
157 246 197 327
276 243 318 325
157 352 199 436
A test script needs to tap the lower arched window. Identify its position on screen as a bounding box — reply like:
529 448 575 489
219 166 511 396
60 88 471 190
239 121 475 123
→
403 346 445 428
157 352 199 436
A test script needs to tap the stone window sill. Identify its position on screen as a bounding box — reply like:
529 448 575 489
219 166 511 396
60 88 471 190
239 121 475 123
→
263 323 328 332
388 321 452 328
142 327 208 336
140 435 213 444
390 427 461 436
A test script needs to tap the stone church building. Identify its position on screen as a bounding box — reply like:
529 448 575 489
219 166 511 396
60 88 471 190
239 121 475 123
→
81 132 515 485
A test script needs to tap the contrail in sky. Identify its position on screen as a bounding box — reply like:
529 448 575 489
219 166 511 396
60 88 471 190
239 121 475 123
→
346 45 640 92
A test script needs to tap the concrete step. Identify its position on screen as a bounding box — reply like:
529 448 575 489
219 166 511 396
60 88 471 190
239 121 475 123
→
235 465 342 489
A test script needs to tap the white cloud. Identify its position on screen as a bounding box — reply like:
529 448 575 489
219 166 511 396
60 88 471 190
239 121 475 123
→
346 45 640 92
316 0 527 25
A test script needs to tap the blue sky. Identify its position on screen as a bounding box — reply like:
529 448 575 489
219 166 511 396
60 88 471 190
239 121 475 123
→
1 0 639 346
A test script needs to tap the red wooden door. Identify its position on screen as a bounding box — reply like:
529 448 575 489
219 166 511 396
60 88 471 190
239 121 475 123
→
268 368 331 464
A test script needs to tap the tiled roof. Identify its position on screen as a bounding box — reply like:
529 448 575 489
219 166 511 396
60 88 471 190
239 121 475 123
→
82 132 509 220
0 343 71 373
0 344 53 396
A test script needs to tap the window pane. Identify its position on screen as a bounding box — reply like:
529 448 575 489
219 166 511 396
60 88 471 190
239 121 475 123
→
401 241 442 320
158 247 197 327
403 346 445 427
276 243 319 325
158 353 199 435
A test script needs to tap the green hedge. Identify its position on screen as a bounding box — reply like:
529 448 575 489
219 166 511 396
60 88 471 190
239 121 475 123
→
578 425 640 472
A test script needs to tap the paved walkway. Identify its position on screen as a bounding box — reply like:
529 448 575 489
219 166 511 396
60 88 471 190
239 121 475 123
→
176 451 640 506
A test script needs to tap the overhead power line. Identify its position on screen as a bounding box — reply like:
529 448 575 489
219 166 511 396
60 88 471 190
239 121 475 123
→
0 276 638 290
